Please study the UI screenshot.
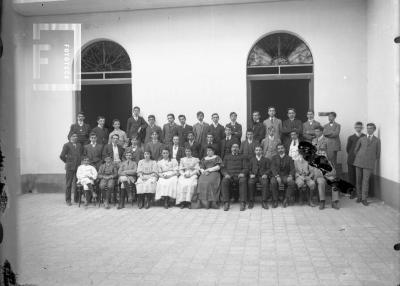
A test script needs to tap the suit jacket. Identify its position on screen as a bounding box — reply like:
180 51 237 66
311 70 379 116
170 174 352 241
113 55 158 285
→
184 140 201 158
263 117 282 139
281 119 303 145
353 136 381 170
177 124 193 146
91 126 109 146
162 123 179 145
83 143 103 169
248 156 271 177
98 162 118 179
220 136 240 160
208 123 225 145
126 116 148 141
302 120 321 143
168 144 186 163
312 136 328 156
68 122 91 145
323 122 341 151
249 121 266 143
102 143 124 162
200 143 220 159
226 122 242 141
144 125 163 144
123 146 144 163
193 122 210 145
239 139 258 161
270 154 295 178
59 142 82 171
221 153 248 177
261 136 281 159
346 133 366 164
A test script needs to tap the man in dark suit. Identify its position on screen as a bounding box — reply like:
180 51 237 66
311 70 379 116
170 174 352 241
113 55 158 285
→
208 113 225 146
168 135 186 163
193 111 210 145
83 133 103 170
68 112 91 146
200 134 220 158
102 134 124 167
281 108 303 147
226 112 242 141
126 106 148 143
220 126 240 160
221 143 248 211
144 115 162 144
353 123 381 206
91 116 109 146
162 113 179 145
59 133 83 205
177 115 193 147
184 131 201 158
346 122 365 198
302 110 321 143
270 144 296 208
239 129 258 163
248 145 271 209
249 111 266 143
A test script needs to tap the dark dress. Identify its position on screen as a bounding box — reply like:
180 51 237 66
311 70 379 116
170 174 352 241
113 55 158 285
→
194 156 222 204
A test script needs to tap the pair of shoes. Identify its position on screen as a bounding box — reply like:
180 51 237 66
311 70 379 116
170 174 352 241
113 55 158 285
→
319 201 325 210
272 201 278 208
262 201 269 209
282 199 288 208
66 201 72 206
248 201 254 209
240 202 246 211
356 198 362 203
223 202 230 211
332 201 340 210
361 200 369 206
144 197 150 209
117 205 124 209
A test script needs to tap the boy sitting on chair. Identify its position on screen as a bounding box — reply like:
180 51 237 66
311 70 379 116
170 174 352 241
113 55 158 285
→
98 155 118 209
117 151 138 209
76 156 98 206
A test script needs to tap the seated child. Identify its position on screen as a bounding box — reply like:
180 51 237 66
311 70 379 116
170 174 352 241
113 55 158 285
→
76 157 98 206
98 155 118 209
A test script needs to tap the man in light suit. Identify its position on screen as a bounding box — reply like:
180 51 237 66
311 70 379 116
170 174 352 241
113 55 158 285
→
312 126 328 157
263 107 282 140
193 111 210 146
302 110 321 143
353 123 381 206
261 126 281 159
323 112 341 167
281 108 303 147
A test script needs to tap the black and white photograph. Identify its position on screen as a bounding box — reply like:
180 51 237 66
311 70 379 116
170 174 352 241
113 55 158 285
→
0 0 399 285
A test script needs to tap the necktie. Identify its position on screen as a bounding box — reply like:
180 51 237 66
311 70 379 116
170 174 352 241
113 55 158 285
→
271 118 274 124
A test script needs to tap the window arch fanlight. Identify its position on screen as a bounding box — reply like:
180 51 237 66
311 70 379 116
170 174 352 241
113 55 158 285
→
247 32 313 75
80 40 131 81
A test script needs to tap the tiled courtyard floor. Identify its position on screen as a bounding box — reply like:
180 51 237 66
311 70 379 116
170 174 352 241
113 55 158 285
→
17 194 400 286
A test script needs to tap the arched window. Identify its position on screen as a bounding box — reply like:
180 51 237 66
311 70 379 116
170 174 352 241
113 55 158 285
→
247 33 313 75
80 40 131 80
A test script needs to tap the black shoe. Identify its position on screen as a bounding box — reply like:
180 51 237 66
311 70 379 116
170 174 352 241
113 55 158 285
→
332 201 340 210
361 200 369 206
248 201 254 209
223 202 230 211
206 201 211 209
240 202 245 211
164 198 169 209
319 200 325 210
282 199 288 208
180 203 185 209
356 198 362 203
138 199 144 209
349 190 356 199
144 196 150 209
309 200 316 207
262 201 268 209
66 201 72 206
188 203 192 209
272 201 278 208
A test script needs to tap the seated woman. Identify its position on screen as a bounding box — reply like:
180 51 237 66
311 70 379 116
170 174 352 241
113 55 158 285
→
76 156 98 206
123 136 144 163
155 148 179 208
193 146 222 209
145 131 163 161
136 151 158 209
117 152 137 209
176 147 200 209
98 155 118 209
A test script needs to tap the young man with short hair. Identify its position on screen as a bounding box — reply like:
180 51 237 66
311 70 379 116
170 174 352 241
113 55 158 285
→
108 119 128 147
353 123 381 206
162 113 179 145
323 112 341 167
177 114 193 146
68 112 91 146
144 115 162 144
239 129 258 162
249 111 266 144
261 126 281 160
263 107 282 139
302 110 320 143
103 134 124 168
184 131 201 158
226 112 242 141
312 126 328 157
83 133 103 170
98 155 118 209
193 111 210 145
91 116 109 146
208 113 225 145
281 108 303 146
126 106 148 142
248 145 271 209
220 126 240 160
346 122 365 198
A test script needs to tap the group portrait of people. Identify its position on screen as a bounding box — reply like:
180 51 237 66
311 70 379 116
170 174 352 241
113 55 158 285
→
59 105 381 211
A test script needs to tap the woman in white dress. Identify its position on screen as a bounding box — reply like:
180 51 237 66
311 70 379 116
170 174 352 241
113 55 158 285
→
136 151 158 209
155 148 179 208
176 148 200 209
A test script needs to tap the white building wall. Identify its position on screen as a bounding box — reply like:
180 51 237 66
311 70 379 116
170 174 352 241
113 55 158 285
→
17 0 368 175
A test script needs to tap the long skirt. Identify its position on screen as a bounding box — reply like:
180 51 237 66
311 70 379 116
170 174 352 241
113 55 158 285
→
155 176 178 200
136 176 157 194
176 176 197 204
195 172 220 202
